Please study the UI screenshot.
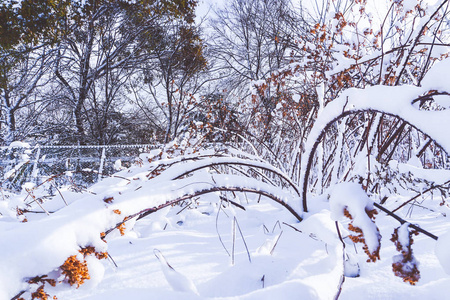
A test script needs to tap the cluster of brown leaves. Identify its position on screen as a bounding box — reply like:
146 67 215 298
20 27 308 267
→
28 285 48 300
29 285 58 300
391 226 420 285
118 216 130 236
147 165 165 179
60 255 90 288
79 246 108 260
27 275 56 288
60 246 108 288
17 287 57 299
103 196 114 204
20 275 58 300
344 207 381 262
16 207 28 223
333 12 348 34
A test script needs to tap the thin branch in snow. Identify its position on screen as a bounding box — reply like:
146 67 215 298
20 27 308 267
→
392 179 450 214
217 198 231 257
219 195 246 211
232 215 236 265
24 189 50 216
373 202 438 241
232 216 252 264
282 222 303 234
334 221 346 300
107 253 118 269
176 201 193 215
269 231 283 255
263 224 270 234
272 220 281 233
52 182 68 206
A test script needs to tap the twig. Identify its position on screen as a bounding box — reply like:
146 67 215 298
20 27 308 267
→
244 192 249 204
392 179 450 213
272 220 281 233
282 222 303 233
52 182 68 206
334 221 346 300
108 253 118 268
233 216 252 263
270 231 283 255
10 291 25 300
219 195 246 211
373 202 438 240
217 199 231 257
20 209 56 214
25 189 50 216
176 202 192 215
232 216 236 265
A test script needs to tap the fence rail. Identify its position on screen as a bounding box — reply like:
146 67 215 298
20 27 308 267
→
0 143 161 191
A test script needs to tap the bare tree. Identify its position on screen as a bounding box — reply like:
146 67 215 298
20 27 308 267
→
208 0 302 140
0 46 53 144
52 0 200 145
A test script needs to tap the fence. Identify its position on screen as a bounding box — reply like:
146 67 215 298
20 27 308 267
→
0 143 161 191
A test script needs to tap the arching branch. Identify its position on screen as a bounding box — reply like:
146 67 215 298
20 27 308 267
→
173 161 301 197
103 185 303 239
301 108 447 212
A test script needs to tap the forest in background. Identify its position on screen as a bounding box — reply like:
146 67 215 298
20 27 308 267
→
3 0 450 196
3 1 450 299
1 0 446 148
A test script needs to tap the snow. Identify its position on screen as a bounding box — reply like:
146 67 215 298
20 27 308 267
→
154 249 199 295
420 58 450 91
329 183 380 254
5 0 450 296
435 229 450 275
0 141 447 300
7 141 31 148
397 223 412 249
0 148 302 299
0 152 450 300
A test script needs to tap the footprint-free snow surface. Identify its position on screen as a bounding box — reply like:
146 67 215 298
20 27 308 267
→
1 147 450 300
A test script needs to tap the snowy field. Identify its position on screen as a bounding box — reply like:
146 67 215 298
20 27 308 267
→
2 144 450 300
56 196 450 300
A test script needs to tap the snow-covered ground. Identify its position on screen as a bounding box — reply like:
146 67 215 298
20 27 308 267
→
1 144 450 300
67 205 450 300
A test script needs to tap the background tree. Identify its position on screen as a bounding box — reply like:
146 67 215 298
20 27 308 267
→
50 0 201 145
208 0 302 144
135 21 207 143
0 0 69 144
0 46 54 144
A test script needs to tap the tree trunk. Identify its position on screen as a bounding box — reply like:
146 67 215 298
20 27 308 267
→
5 108 16 145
